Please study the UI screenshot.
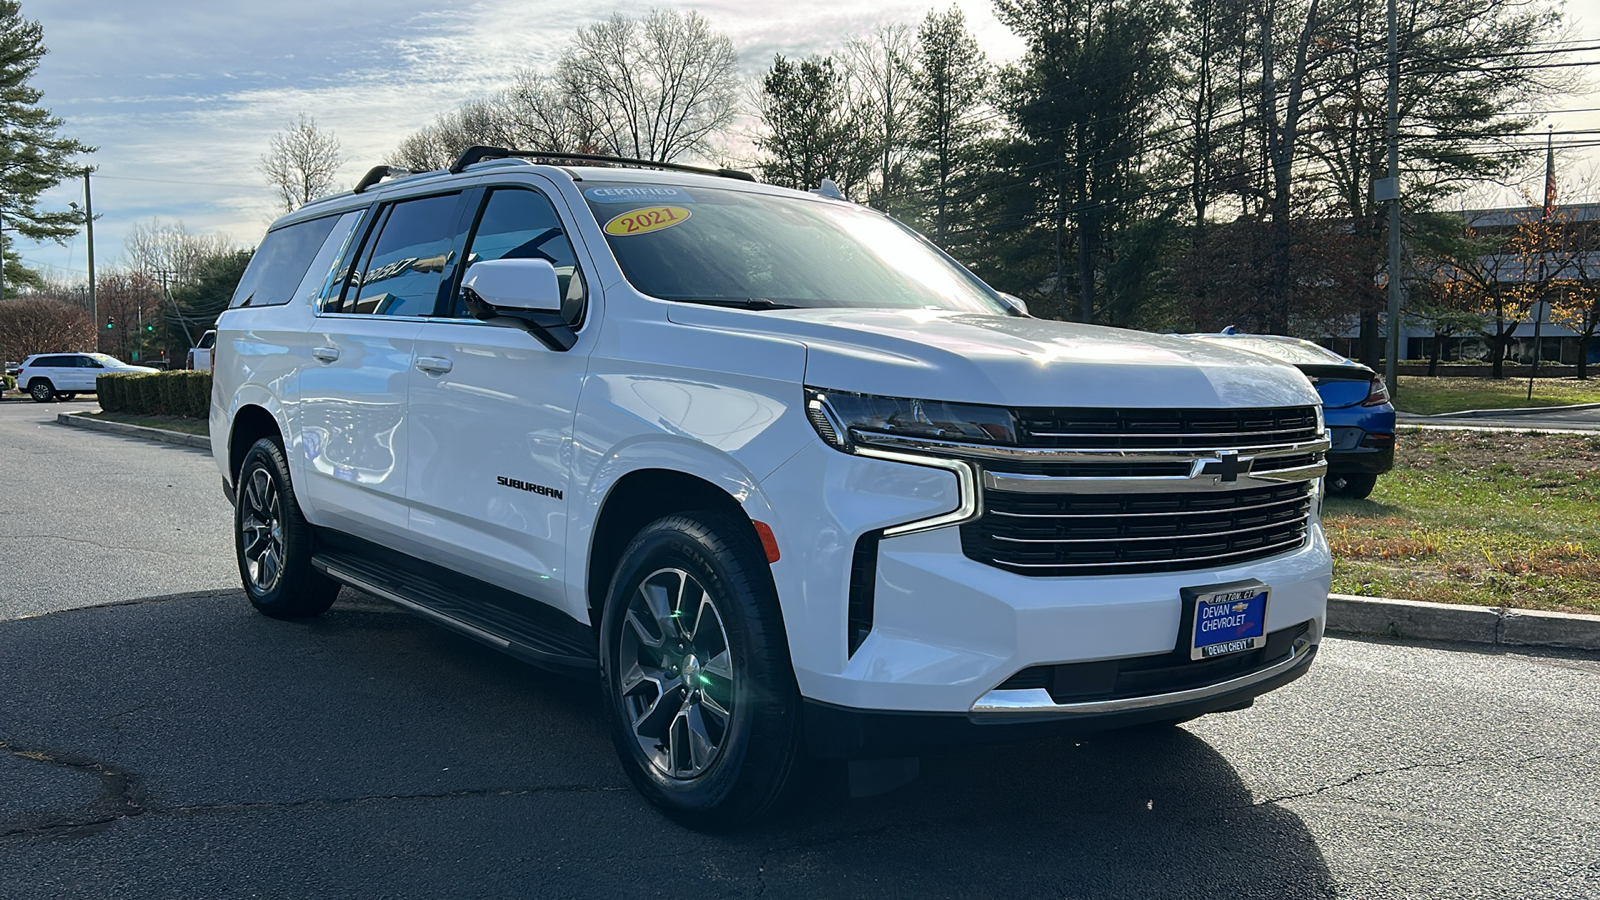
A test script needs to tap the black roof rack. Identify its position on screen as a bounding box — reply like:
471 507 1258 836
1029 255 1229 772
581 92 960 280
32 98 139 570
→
449 146 756 182
353 165 412 194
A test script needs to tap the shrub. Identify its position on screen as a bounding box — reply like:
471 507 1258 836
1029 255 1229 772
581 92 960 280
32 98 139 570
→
2 373 16 393
98 371 213 418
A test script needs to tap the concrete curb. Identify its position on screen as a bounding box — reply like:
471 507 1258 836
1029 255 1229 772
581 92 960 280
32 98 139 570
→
1327 593 1600 651
1399 401 1600 419
56 411 210 449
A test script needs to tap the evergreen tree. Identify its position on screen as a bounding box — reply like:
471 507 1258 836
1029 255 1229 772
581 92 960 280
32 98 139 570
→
909 7 990 243
0 0 91 296
754 55 873 198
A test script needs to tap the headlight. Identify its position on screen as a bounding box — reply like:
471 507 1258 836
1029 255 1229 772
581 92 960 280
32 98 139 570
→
806 389 1017 451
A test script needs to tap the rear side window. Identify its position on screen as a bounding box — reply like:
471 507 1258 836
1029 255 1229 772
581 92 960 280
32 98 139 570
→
32 356 69 368
342 193 462 317
230 214 346 308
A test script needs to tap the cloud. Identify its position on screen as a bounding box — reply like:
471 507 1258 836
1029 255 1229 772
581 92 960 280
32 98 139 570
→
21 1 1022 279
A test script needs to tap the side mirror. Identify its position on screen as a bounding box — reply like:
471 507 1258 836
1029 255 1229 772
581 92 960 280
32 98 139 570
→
997 292 1030 317
462 258 562 313
461 258 576 351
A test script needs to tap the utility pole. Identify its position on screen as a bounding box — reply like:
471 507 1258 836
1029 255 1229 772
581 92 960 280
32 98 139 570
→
0 210 6 302
84 169 97 349
1383 0 1403 398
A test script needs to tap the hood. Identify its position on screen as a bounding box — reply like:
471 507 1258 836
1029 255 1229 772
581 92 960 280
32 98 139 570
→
116 365 159 374
668 306 1320 409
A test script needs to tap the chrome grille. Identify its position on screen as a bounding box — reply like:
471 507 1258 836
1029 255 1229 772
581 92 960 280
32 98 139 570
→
961 482 1313 575
937 404 1325 577
1014 406 1320 450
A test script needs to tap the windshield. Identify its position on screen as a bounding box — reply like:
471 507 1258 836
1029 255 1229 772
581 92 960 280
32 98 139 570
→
582 182 1007 313
90 353 128 367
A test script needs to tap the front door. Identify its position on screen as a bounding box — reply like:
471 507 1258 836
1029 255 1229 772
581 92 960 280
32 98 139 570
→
406 183 593 616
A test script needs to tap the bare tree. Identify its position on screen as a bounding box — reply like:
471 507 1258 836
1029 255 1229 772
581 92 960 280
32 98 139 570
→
0 297 93 360
499 68 598 153
124 219 234 288
557 9 739 161
844 24 916 213
261 113 343 212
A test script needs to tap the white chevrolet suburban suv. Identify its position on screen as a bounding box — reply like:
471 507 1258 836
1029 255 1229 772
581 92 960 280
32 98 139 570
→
212 147 1332 827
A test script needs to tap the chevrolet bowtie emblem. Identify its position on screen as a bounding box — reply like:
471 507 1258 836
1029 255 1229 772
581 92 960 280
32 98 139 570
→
1197 450 1250 482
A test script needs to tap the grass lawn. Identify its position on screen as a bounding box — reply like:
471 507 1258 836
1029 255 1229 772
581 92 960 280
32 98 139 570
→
87 410 210 437
1395 375 1600 416
1324 429 1600 614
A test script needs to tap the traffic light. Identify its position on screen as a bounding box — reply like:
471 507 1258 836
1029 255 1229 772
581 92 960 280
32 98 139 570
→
146 323 154 332
105 316 114 329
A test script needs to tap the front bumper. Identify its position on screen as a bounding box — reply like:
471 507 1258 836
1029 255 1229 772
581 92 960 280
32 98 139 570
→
805 639 1318 758
759 441 1332 719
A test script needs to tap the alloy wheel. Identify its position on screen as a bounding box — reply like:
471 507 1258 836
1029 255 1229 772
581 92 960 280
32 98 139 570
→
240 466 286 592
616 567 735 780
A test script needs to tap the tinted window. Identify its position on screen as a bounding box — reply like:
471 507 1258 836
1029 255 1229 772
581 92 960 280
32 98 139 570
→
77 356 104 368
230 214 345 308
345 194 461 317
581 183 1006 314
33 356 69 368
456 188 585 324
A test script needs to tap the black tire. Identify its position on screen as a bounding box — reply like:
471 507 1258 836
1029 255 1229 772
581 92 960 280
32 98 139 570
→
234 437 339 619
28 379 55 402
59 393 77 401
1327 473 1377 499
598 511 804 830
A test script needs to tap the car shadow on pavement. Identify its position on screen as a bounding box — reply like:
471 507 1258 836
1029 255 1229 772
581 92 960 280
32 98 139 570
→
0 591 1334 899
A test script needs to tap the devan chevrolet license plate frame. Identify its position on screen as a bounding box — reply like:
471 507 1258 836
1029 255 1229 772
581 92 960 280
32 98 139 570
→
1186 579 1270 661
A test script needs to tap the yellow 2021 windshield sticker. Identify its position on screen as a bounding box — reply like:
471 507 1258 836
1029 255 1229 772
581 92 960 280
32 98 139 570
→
604 206 691 236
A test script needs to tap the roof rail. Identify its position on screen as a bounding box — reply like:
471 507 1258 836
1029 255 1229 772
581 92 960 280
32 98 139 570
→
353 165 413 194
449 146 756 182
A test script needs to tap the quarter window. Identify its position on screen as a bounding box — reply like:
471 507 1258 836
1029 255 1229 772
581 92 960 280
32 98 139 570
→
344 194 462 317
230 213 346 309
456 188 586 325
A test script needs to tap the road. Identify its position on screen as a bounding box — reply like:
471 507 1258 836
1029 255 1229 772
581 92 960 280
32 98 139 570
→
2 396 1598 898
1400 405 1600 433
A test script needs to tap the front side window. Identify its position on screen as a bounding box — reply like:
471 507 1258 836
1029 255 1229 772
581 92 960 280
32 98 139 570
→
580 182 1007 314
455 188 586 325
344 193 462 317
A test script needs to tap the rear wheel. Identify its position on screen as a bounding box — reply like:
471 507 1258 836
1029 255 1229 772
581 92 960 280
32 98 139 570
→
1327 473 1377 499
235 437 339 619
599 512 803 830
28 380 54 402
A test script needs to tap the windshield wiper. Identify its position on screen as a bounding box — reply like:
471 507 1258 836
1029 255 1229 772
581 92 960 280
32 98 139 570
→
665 296 800 310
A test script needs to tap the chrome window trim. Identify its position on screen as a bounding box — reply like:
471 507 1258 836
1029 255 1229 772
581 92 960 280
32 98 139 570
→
970 636 1314 717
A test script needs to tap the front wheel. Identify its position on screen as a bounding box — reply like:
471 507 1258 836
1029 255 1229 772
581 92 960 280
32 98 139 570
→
1327 473 1377 499
598 512 804 830
28 380 55 402
234 437 339 619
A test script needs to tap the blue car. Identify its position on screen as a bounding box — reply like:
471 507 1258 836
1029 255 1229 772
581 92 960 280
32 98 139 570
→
1186 334 1396 499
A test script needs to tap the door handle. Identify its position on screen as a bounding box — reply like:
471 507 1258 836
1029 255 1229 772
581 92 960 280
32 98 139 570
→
311 346 341 363
415 356 453 375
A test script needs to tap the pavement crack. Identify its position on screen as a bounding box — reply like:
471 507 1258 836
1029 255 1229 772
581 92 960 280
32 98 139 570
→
152 783 630 817
0 740 147 840
1247 750 1590 808
5 533 197 559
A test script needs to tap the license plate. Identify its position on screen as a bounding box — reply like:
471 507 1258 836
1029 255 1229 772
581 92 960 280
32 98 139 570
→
1187 581 1269 660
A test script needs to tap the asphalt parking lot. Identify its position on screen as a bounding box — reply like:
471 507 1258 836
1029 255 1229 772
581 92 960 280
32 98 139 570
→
3 397 1598 898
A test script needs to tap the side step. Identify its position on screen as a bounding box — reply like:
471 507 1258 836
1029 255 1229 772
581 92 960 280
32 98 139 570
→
311 547 597 672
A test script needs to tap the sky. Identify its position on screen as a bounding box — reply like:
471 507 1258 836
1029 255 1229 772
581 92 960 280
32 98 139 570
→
14 0 1600 286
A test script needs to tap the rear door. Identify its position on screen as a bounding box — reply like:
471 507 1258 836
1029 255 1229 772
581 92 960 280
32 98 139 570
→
298 191 469 542
405 181 594 613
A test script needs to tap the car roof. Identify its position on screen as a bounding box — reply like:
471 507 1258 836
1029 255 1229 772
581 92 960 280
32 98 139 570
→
279 158 826 231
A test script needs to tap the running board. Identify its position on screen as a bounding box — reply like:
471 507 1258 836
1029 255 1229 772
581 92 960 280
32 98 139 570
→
311 547 597 672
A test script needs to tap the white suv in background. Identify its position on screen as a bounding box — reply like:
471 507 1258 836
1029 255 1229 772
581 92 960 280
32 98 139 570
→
211 147 1332 828
16 352 156 402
